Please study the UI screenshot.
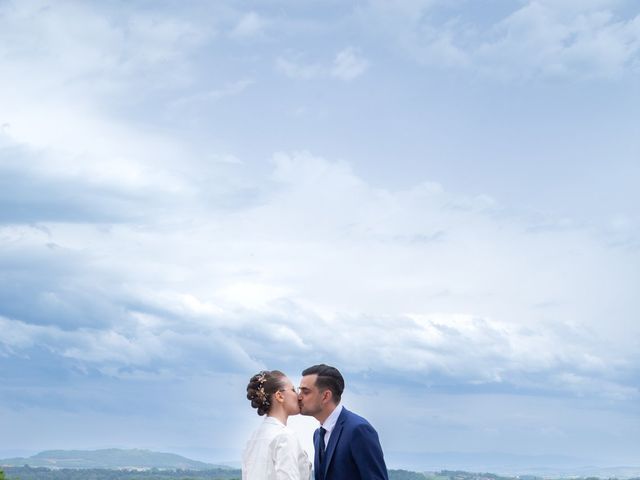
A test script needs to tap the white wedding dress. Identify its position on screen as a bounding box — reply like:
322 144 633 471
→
242 416 312 480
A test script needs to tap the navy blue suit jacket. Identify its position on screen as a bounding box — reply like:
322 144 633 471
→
313 407 388 480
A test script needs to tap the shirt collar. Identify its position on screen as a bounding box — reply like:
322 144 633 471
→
320 403 343 433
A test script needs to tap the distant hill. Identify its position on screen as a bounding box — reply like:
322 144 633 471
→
2 465 640 480
0 448 229 470
385 451 640 479
3 450 640 480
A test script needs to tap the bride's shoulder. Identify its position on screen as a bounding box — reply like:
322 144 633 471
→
269 426 300 449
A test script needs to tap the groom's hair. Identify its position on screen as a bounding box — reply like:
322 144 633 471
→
302 364 344 404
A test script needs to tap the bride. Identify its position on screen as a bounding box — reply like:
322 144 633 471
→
242 370 312 480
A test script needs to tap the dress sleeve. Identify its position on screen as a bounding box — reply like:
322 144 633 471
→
271 432 303 480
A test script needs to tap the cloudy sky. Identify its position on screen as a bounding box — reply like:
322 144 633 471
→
1 0 639 471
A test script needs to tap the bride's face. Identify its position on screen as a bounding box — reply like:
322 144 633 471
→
279 377 301 415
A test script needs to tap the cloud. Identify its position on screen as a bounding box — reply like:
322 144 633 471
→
477 2 640 79
275 55 325 80
168 79 255 109
331 47 370 80
0 1 210 95
359 0 640 79
1 150 638 402
230 11 266 38
276 48 369 81
0 120 202 226
0 3 231 222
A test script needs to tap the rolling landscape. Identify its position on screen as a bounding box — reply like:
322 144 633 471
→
1 450 639 480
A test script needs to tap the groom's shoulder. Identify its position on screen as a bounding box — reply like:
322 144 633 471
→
341 407 374 428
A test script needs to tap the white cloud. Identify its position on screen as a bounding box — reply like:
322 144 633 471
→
331 47 370 80
169 79 255 109
478 2 640 78
217 282 292 309
2 151 637 399
275 56 325 79
277 48 369 81
361 0 640 78
0 2 224 204
230 11 266 38
0 1 210 93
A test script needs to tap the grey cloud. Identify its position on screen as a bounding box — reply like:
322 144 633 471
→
1 150 638 403
0 247 125 329
0 166 140 224
0 312 259 380
5 300 631 400
0 133 259 226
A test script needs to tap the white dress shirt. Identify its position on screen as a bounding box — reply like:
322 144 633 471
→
319 404 343 448
242 416 312 480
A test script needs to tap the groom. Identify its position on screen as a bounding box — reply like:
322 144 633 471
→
298 364 388 480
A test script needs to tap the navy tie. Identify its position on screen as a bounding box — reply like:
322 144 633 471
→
318 427 327 465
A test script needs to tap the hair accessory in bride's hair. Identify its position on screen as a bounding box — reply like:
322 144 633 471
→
256 371 270 408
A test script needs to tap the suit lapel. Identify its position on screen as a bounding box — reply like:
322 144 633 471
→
323 407 348 478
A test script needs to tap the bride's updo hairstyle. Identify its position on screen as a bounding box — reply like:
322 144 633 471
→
246 370 286 416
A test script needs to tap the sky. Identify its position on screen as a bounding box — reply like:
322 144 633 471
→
1 0 639 472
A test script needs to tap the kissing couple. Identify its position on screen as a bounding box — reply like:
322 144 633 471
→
242 364 388 480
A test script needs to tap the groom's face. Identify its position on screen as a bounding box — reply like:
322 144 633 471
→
298 374 325 417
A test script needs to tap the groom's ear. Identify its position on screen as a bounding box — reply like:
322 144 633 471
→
321 389 333 404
